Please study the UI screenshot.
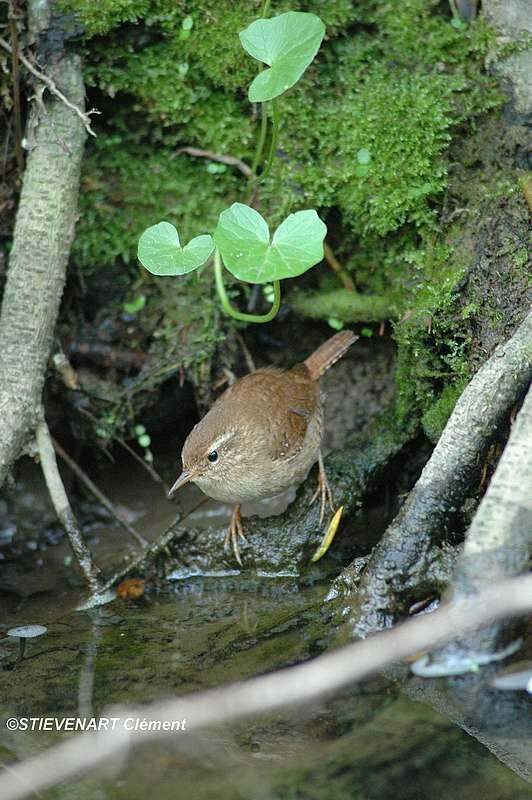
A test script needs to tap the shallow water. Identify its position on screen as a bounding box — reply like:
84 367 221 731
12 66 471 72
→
1 458 531 799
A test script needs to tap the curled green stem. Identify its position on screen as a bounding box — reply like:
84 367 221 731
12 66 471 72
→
213 249 281 323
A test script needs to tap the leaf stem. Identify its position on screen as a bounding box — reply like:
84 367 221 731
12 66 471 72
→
213 249 281 323
258 98 280 182
247 0 273 183
250 103 269 178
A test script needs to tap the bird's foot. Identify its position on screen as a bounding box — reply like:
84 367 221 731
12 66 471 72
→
310 451 334 526
224 504 247 566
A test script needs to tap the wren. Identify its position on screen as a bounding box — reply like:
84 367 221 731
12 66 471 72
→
169 330 358 565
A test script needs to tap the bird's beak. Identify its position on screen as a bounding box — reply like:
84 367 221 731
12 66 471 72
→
168 469 196 498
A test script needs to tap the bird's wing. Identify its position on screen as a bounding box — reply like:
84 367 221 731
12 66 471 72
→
214 365 319 462
267 365 319 462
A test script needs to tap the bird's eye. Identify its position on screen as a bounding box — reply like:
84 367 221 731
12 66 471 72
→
208 450 218 463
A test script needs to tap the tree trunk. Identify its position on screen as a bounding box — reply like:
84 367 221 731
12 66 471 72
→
0 16 86 486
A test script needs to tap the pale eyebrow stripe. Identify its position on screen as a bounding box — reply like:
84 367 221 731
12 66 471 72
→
208 430 236 453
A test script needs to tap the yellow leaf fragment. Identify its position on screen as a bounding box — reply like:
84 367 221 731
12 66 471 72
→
311 505 344 562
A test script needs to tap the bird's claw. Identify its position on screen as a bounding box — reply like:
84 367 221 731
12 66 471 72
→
224 504 245 566
311 451 334 526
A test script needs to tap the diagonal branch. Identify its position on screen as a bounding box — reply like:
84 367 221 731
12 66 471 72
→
413 380 532 675
176 146 252 177
347 310 532 635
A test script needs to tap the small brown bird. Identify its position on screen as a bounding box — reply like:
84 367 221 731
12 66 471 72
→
169 330 358 565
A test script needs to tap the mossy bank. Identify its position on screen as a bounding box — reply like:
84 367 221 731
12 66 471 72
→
59 0 529 443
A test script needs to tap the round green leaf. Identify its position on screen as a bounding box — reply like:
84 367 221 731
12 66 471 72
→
214 203 327 283
240 12 325 103
138 222 214 276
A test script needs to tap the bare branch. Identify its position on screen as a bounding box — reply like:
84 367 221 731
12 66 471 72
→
52 438 149 548
98 496 208 594
350 309 532 635
36 419 103 594
0 36 99 137
414 381 532 674
177 146 252 177
1 575 531 800
323 242 355 292
115 437 170 495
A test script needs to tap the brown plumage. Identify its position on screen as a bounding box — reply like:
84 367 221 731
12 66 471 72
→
169 330 358 565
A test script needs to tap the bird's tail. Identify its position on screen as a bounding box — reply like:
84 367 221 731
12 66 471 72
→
304 330 358 380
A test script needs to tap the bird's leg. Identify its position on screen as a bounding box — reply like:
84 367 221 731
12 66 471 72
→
224 504 247 566
310 450 334 526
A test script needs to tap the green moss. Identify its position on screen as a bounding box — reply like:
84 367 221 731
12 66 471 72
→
258 0 502 235
421 379 468 443
513 245 528 270
69 0 502 237
392 282 472 428
290 288 394 323
62 0 507 436
61 0 151 36
74 128 240 270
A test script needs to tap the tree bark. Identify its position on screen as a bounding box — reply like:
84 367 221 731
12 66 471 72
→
346 311 532 636
0 9 86 486
411 381 532 675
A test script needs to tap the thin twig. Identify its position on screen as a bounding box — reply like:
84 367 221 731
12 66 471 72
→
52 438 149 548
0 36 99 137
177 146 252 178
115 437 170 496
100 496 209 593
8 2 24 173
323 242 355 292
1 575 531 800
36 419 103 594
235 332 256 373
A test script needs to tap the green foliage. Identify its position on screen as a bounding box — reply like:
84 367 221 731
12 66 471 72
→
138 222 214 275
71 0 502 260
64 0 506 434
214 204 326 283
126 6 329 320
73 131 240 270
260 2 502 236
240 11 325 102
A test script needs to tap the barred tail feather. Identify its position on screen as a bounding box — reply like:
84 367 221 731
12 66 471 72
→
304 330 358 380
